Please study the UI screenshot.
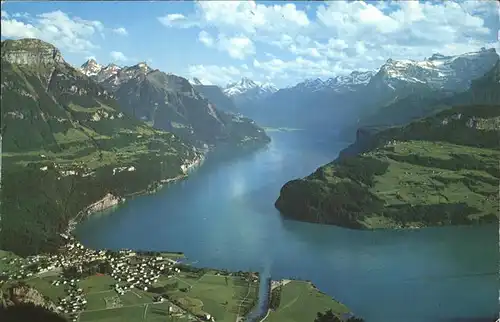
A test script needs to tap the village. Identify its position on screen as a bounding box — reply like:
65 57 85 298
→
0 234 222 322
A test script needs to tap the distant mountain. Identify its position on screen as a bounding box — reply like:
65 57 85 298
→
371 48 498 92
80 59 121 84
82 60 269 149
223 77 277 108
275 61 500 230
241 48 498 131
360 48 499 112
239 71 374 129
291 71 374 94
337 49 500 140
1 38 202 255
190 79 238 113
80 58 102 76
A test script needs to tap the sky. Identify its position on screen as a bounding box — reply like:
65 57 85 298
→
1 0 499 88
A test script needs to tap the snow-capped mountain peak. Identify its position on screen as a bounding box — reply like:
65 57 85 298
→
225 77 258 93
78 59 123 83
373 48 499 91
223 77 277 98
223 77 278 105
261 82 278 92
80 58 103 77
131 62 151 72
291 71 375 93
190 77 204 86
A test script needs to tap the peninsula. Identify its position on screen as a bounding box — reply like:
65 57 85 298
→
276 105 499 229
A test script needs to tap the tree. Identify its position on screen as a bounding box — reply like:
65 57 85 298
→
346 318 365 322
314 309 365 322
314 309 341 322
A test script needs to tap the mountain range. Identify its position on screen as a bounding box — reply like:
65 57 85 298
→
79 60 269 149
222 77 278 108
210 48 498 132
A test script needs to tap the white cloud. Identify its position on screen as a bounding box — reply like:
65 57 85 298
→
112 27 128 36
161 1 309 40
253 56 349 83
11 12 31 19
1 10 103 53
198 30 255 60
198 30 214 47
110 51 127 62
218 34 255 59
161 0 497 86
188 64 253 86
158 13 198 28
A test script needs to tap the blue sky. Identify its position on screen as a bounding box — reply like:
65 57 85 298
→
1 1 498 88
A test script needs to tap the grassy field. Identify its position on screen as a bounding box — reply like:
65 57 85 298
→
359 140 499 227
183 273 257 322
79 305 147 322
265 281 350 322
25 276 67 303
85 291 116 310
7 270 259 322
157 272 258 322
80 275 117 293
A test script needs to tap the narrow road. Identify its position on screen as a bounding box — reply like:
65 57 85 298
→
259 309 271 322
235 281 253 322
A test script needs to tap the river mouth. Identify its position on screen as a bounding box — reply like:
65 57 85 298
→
75 130 498 322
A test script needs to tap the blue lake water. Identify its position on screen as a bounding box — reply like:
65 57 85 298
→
76 130 498 322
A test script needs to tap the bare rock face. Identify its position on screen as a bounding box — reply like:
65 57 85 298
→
1 38 64 66
86 193 122 214
2 283 57 312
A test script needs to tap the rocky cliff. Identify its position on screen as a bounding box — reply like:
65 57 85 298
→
1 38 64 66
1 283 57 311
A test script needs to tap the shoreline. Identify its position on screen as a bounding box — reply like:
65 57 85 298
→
66 153 206 236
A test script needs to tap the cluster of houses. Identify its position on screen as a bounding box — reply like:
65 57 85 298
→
1 235 182 314
54 279 87 322
108 252 179 294
1 235 229 322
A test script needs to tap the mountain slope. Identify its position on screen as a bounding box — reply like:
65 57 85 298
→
275 63 500 229
192 82 238 113
82 61 270 149
1 39 202 255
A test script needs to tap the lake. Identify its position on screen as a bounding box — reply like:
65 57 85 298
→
76 130 498 322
